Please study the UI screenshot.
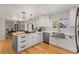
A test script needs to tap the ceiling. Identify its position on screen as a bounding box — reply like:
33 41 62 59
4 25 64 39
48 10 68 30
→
0 4 78 20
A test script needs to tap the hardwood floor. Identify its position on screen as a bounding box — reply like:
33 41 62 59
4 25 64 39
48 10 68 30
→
0 35 73 54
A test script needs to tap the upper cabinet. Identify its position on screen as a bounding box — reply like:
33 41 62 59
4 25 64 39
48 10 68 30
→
38 15 50 27
69 7 77 26
69 7 77 34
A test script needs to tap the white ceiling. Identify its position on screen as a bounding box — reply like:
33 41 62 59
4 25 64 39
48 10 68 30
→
0 4 78 20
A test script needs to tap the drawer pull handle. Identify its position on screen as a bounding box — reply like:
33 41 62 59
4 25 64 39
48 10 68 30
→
21 46 25 48
21 36 25 38
21 40 26 43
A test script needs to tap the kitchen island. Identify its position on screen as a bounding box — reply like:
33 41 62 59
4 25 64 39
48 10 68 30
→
12 31 43 52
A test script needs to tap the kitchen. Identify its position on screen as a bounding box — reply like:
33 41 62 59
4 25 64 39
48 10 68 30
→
0 4 79 54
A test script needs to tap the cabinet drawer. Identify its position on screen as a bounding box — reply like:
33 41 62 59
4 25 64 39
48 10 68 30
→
18 40 27 44
65 36 75 40
20 45 26 49
18 45 26 52
17 41 29 52
18 38 26 42
18 36 26 39
18 41 26 46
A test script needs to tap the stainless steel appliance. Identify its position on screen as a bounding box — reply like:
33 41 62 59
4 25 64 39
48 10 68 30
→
43 32 49 44
76 8 79 52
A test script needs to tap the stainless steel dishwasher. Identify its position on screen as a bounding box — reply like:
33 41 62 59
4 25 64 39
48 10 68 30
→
43 32 49 44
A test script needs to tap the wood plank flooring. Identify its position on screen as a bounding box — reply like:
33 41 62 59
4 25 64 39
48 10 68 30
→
0 35 73 54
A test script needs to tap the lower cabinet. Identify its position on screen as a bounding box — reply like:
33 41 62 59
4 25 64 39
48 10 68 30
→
28 34 40 46
49 34 77 53
49 36 57 46
65 35 77 53
49 36 66 49
17 35 30 52
18 42 27 52
38 32 43 42
57 38 66 49
13 33 43 52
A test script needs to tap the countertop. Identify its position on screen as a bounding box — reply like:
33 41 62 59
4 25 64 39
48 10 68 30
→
49 31 75 36
11 31 25 35
12 31 42 37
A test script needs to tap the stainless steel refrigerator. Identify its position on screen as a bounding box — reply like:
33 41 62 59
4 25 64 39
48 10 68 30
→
75 8 79 53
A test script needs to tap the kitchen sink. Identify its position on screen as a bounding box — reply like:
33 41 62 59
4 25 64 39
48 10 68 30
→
52 32 65 39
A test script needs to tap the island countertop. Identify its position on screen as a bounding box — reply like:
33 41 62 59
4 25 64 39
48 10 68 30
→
11 31 25 36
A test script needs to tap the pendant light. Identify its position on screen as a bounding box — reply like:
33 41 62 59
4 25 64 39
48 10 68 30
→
22 11 26 20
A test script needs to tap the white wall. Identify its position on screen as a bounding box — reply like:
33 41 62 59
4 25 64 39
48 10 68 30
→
50 10 70 33
0 18 5 40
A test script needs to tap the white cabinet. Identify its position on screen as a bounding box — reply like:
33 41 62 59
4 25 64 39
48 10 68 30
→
65 35 77 53
49 35 66 49
28 33 40 46
49 34 77 53
69 8 77 35
49 36 57 46
13 33 43 52
17 35 29 52
56 38 66 49
70 8 77 26
38 16 50 27
38 32 43 42
26 33 43 48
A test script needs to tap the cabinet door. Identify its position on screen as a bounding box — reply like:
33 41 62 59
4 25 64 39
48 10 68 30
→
18 42 27 52
70 8 77 26
25 34 32 47
49 36 57 46
18 36 26 43
56 38 66 49
38 16 50 27
66 36 77 53
28 34 38 46
38 33 43 42
49 36 66 49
